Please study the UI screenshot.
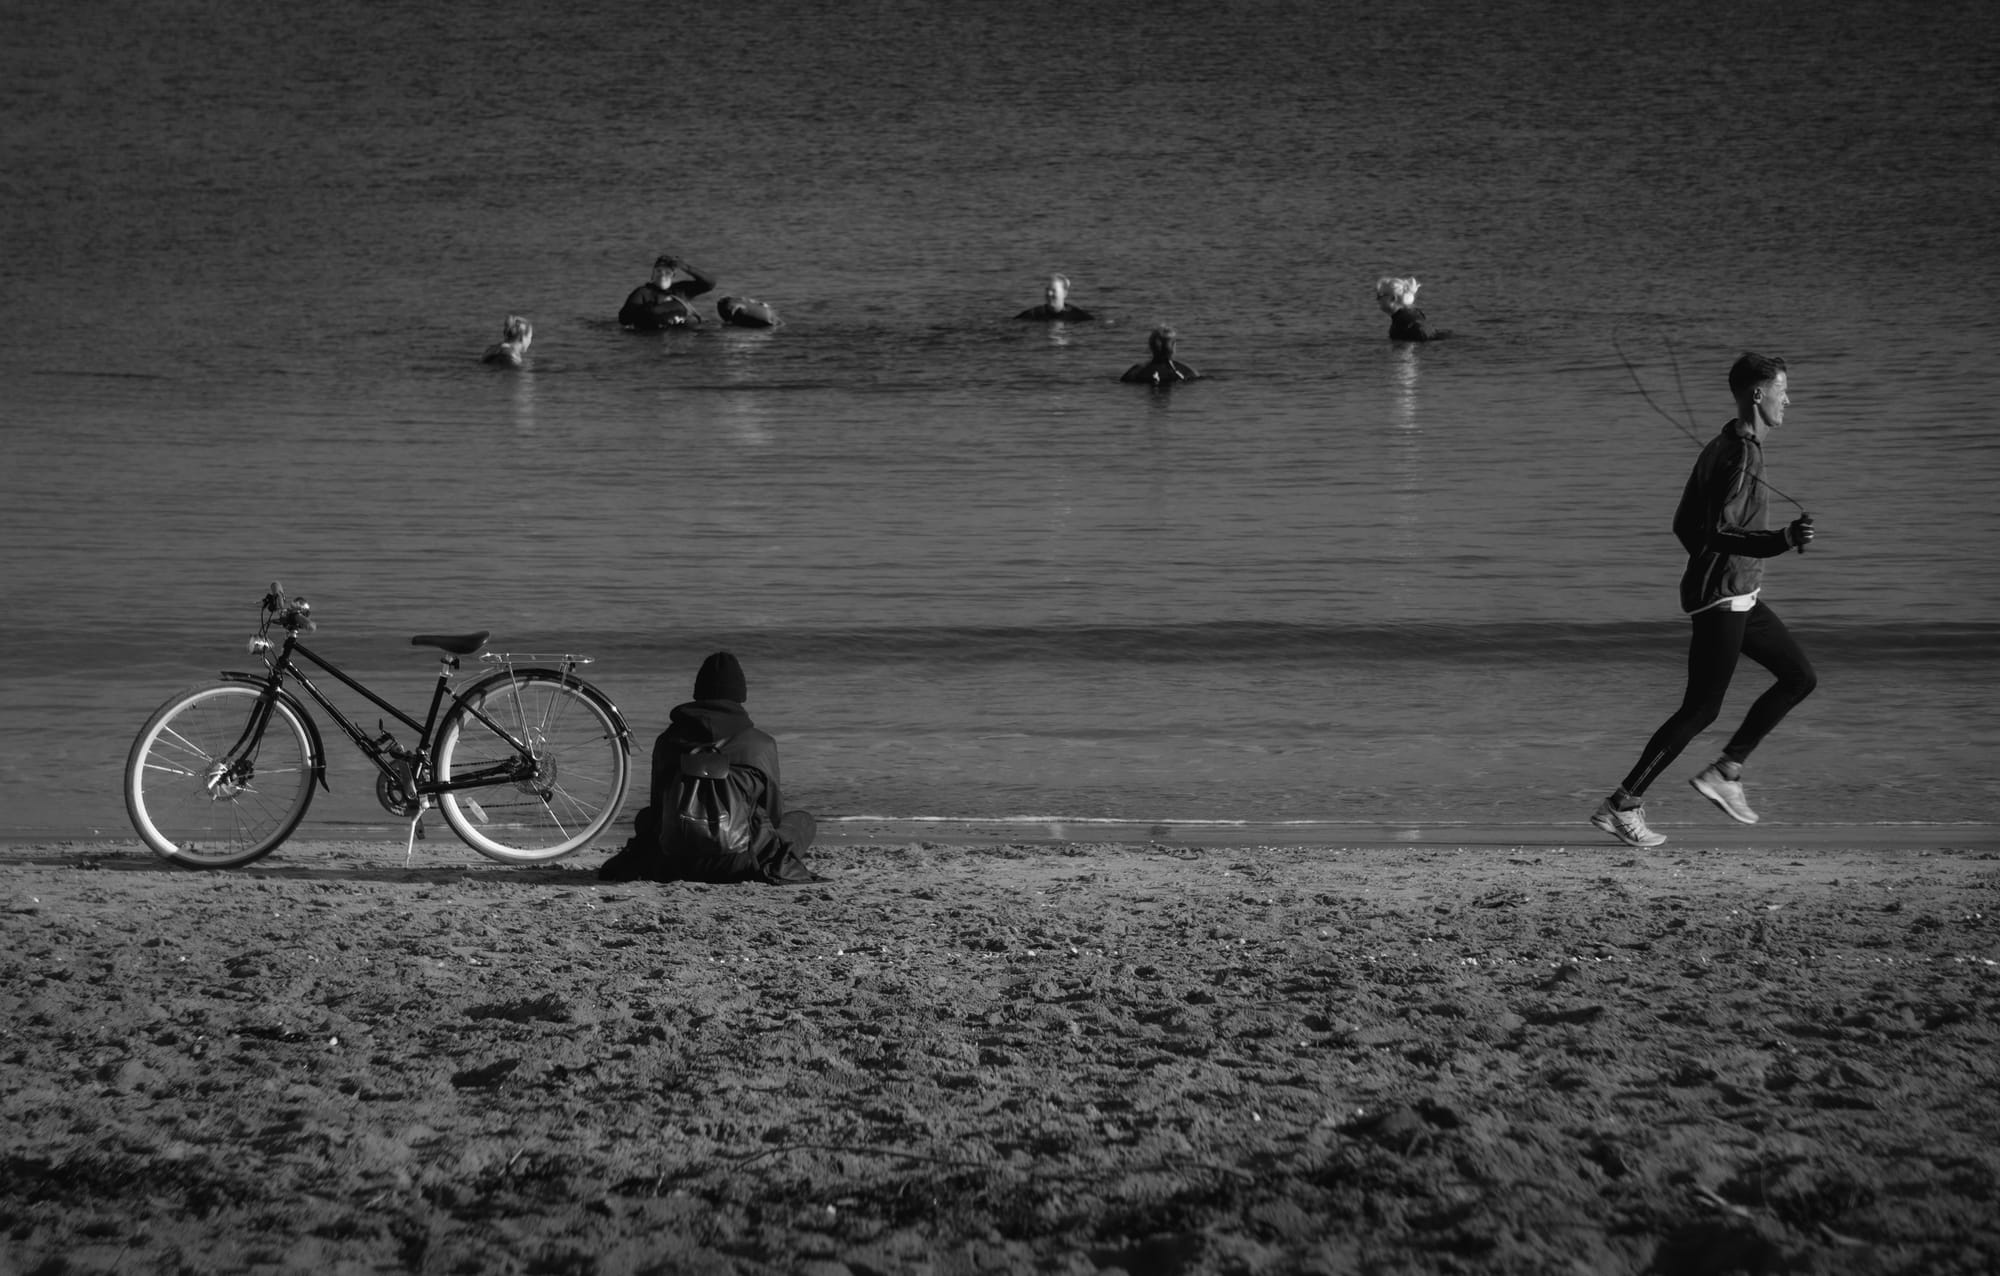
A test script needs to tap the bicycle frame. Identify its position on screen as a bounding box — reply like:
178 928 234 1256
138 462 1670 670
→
220 629 587 804
126 582 635 868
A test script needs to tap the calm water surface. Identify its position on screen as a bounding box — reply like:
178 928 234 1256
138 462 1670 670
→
3 0 1996 840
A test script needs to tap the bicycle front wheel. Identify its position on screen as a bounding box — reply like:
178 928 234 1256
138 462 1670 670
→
125 683 316 868
433 669 630 863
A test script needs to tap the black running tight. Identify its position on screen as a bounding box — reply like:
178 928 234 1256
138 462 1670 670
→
1620 601 1817 797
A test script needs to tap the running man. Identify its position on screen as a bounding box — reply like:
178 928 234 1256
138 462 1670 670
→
1591 351 1818 847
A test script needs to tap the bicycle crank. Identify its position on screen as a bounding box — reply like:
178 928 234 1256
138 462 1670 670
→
374 766 423 818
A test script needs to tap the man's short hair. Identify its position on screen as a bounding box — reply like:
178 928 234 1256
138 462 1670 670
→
1729 351 1788 399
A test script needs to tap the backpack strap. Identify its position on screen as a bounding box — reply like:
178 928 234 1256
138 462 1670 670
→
679 750 732 780
678 733 739 780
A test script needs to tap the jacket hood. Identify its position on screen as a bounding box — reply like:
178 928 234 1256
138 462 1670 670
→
667 699 755 744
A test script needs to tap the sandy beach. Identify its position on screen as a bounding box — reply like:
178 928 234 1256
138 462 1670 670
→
3 833 1997 1275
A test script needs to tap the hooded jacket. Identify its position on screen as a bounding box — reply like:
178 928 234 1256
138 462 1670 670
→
1674 419 1797 614
648 699 785 870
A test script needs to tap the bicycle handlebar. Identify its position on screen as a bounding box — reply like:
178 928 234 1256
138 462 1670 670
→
262 581 315 633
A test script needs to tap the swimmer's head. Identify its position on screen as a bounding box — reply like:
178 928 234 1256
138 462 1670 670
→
1375 276 1420 312
501 314 532 348
1148 325 1178 358
1045 274 1070 309
652 255 679 284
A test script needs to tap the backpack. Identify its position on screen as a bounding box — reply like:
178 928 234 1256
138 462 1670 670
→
666 738 756 861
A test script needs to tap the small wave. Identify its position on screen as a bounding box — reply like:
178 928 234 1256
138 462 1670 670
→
36 618 1998 673
534 620 2000 665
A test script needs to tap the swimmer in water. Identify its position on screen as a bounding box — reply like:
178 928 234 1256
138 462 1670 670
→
620 254 718 330
1017 273 1094 321
717 296 781 329
1375 276 1437 342
1120 325 1202 385
481 314 533 366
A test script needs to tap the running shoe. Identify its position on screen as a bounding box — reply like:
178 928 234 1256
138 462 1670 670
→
1591 798 1667 847
1690 766 1759 824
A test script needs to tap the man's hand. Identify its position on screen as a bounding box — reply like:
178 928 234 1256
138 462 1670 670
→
1788 514 1815 552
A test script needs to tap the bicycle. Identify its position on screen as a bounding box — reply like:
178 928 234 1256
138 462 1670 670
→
125 583 633 869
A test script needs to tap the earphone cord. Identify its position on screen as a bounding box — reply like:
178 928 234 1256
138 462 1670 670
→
1613 332 1810 515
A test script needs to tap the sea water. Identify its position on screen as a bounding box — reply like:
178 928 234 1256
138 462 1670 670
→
3 0 1996 841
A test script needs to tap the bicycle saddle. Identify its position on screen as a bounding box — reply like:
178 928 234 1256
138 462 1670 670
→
411 631 491 655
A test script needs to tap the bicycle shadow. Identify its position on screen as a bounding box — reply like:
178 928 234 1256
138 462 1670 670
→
3 843 615 888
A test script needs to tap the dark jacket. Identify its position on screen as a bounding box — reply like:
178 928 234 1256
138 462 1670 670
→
1017 303 1094 321
647 699 789 881
1387 305 1433 341
618 263 719 330
600 697 806 884
650 699 784 831
1674 419 1796 614
1120 358 1201 385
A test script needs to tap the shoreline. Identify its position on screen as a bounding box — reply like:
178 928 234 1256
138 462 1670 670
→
9 816 1998 855
5 838 1997 1273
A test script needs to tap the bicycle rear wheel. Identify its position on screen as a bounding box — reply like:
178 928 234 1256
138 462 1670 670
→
125 683 316 868
433 669 629 863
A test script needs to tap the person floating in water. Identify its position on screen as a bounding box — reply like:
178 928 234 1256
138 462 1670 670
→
1375 276 1438 342
1120 325 1202 385
480 314 532 366
619 254 717 330
716 296 780 329
1590 351 1819 849
1017 273 1093 321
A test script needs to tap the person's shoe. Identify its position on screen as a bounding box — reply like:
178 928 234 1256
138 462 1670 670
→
1591 798 1667 847
1690 766 1759 824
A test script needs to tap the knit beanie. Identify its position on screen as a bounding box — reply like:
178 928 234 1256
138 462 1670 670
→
693 651 747 703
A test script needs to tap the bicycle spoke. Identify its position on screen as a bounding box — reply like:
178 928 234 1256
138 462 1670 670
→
432 670 628 863
125 683 315 869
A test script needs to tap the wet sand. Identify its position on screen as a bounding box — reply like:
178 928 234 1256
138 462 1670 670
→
4 835 1997 1274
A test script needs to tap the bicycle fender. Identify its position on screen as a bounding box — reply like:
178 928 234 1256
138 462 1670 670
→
461 667 635 755
578 682 635 755
218 672 332 793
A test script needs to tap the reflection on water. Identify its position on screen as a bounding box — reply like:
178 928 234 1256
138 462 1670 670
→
1392 343 1420 430
506 364 537 436
714 392 776 449
715 328 782 447
1386 344 1429 612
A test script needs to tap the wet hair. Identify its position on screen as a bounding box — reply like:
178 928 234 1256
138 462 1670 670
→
1148 325 1177 357
1728 351 1788 400
500 314 532 344
1375 276 1420 313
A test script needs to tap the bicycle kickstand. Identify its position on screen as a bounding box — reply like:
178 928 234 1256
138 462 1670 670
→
403 807 428 868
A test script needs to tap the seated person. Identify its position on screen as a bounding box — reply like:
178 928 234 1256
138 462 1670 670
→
1119 325 1202 385
1375 276 1437 342
618 254 718 330
599 652 817 885
480 314 533 366
1016 273 1093 321
716 295 781 329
